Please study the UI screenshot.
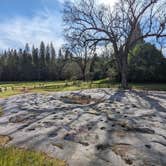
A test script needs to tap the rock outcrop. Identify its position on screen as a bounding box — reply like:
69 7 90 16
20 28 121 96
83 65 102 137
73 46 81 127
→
0 89 166 166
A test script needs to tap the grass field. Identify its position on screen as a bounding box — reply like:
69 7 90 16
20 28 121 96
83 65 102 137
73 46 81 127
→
0 79 166 98
0 147 66 166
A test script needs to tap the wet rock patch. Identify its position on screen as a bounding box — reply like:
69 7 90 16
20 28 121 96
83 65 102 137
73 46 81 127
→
128 127 155 134
64 133 76 142
61 93 94 105
52 143 64 149
0 135 12 146
96 143 110 151
9 115 28 123
48 132 58 138
43 121 55 128
145 144 151 149
63 133 89 146
111 143 134 165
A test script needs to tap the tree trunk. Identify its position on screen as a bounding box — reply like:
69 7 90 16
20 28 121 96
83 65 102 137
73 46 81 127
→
81 67 86 81
121 55 128 89
82 70 86 81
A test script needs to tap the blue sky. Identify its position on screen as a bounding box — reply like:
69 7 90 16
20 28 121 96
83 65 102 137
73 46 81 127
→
0 0 165 55
0 0 64 50
0 0 116 51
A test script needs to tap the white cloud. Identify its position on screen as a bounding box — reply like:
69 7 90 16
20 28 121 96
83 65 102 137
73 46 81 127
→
0 0 117 51
98 0 117 6
0 9 64 51
57 0 117 6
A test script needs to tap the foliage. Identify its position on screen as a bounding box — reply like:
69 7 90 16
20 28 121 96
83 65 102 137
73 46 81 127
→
0 41 166 84
128 43 166 83
0 42 65 81
0 42 113 82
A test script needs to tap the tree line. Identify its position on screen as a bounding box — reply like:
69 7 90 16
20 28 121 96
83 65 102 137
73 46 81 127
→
0 41 166 82
0 41 99 81
0 42 60 81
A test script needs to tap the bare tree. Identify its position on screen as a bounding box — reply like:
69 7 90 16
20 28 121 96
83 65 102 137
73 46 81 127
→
68 41 96 81
63 0 166 88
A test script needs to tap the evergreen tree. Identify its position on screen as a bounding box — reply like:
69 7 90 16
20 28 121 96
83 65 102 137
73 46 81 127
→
0 41 165 82
25 43 30 54
32 46 39 80
46 44 51 65
39 41 46 80
49 43 57 80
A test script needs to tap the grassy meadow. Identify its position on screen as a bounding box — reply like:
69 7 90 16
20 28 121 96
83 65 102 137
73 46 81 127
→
0 147 66 166
0 79 166 98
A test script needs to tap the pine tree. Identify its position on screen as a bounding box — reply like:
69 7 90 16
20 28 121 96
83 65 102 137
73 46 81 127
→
39 41 46 80
46 44 51 65
49 43 57 80
25 43 30 54
50 43 56 64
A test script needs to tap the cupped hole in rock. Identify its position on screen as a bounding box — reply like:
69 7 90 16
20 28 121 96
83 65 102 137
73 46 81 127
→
18 124 29 130
125 158 133 165
145 144 151 149
43 121 55 128
78 141 89 146
96 143 110 151
9 115 28 123
61 94 95 105
131 104 137 108
48 132 58 138
0 135 12 146
64 133 76 141
26 127 36 131
100 127 106 130
111 143 135 163
128 127 155 134
87 126 92 130
63 133 89 146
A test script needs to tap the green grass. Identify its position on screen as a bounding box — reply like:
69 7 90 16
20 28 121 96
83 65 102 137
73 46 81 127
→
0 147 66 166
0 106 3 117
130 83 166 91
0 79 166 98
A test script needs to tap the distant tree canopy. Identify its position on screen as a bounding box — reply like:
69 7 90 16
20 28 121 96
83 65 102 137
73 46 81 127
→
0 41 166 82
0 42 60 81
128 43 166 83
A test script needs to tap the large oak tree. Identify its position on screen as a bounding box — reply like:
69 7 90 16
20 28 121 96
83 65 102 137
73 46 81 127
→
63 0 166 88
